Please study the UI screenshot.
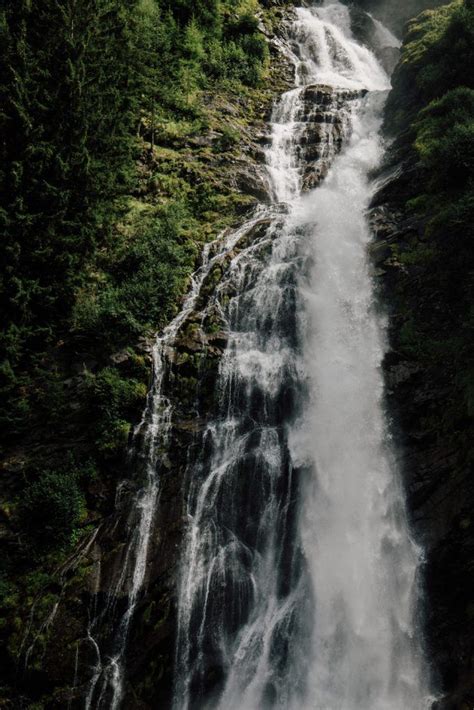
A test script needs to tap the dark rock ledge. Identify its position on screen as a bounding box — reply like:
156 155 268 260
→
369 150 474 710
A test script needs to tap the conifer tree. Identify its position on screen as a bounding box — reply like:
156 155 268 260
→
0 0 142 433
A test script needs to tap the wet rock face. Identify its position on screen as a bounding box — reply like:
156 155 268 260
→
296 85 365 191
233 163 272 202
369 153 474 709
120 212 289 708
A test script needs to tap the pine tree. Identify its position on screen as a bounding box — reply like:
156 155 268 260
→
0 0 142 434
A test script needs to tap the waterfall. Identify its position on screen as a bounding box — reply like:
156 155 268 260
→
174 3 432 710
80 3 432 708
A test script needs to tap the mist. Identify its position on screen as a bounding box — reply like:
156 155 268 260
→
343 0 451 34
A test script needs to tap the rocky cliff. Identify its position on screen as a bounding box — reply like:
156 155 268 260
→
369 2 474 705
370 159 474 709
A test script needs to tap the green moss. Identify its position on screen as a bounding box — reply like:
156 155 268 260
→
0 574 18 611
401 1 461 66
203 315 224 334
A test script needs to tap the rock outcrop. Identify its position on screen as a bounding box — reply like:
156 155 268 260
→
297 85 366 190
369 146 474 710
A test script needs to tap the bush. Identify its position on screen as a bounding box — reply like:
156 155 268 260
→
72 202 197 348
21 468 86 550
89 367 146 419
84 367 148 459
415 87 474 191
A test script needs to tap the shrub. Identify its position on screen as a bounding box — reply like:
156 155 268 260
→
21 469 86 550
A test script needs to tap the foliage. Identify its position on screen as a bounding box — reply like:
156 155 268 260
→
386 0 473 130
83 367 146 458
73 202 198 345
20 465 88 550
415 87 474 192
0 0 275 702
0 4 283 709
0 0 274 634
0 0 270 446
385 0 474 450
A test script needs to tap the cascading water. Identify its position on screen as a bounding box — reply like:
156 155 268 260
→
80 209 274 709
174 3 432 710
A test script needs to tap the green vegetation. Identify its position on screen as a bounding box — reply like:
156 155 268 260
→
0 0 272 550
0 2 284 700
385 0 473 456
21 465 87 549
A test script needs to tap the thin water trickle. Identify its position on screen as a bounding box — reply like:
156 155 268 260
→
83 209 275 707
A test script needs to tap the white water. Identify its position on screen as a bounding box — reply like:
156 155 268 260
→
175 3 431 710
292 5 389 91
368 12 402 50
291 34 427 709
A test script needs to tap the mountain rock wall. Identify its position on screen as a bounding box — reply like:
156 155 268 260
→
369 2 474 702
